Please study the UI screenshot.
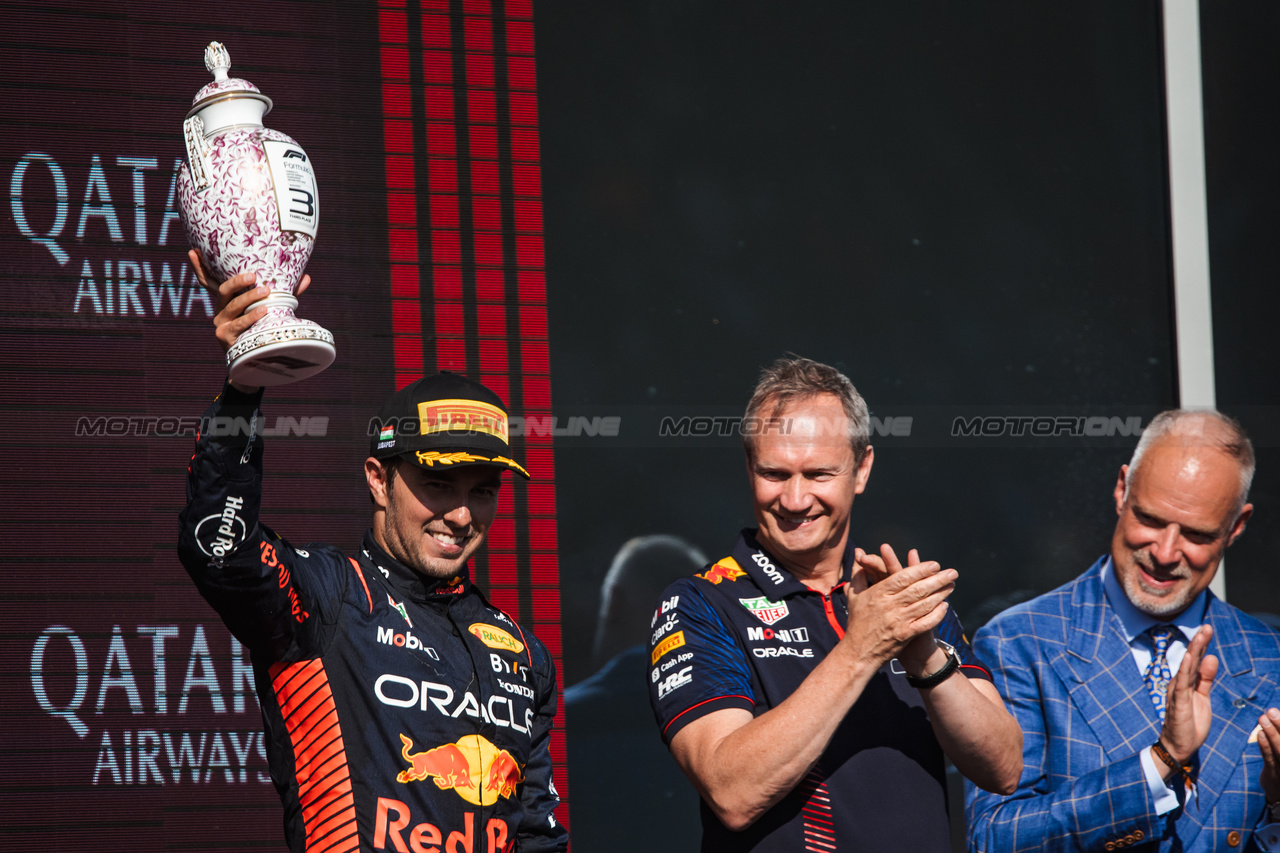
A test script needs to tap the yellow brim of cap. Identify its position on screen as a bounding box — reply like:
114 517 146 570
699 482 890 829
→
412 449 530 479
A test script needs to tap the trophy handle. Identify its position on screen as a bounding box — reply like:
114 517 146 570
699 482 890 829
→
183 115 213 192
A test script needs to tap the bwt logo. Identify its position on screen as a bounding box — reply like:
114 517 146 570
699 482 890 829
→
951 416 1144 438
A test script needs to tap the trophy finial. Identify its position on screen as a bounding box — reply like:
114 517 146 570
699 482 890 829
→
186 39 271 122
204 42 231 82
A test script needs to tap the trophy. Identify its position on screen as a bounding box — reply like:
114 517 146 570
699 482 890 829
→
178 42 335 386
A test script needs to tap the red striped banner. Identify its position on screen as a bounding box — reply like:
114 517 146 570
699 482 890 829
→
376 0 569 834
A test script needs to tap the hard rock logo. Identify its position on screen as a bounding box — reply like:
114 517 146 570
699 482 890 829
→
397 734 524 806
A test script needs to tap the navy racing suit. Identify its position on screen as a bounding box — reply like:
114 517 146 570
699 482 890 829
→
177 383 567 853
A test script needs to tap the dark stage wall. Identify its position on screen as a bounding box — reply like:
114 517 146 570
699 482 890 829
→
2 2 1277 852
536 3 1178 848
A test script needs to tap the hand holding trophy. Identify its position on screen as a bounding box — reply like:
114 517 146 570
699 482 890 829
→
178 42 334 386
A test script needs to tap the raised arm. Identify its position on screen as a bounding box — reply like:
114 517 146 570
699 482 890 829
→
176 253 335 657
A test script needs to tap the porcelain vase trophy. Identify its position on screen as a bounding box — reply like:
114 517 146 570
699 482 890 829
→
178 41 334 386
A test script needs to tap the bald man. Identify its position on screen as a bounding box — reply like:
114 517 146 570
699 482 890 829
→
968 410 1280 852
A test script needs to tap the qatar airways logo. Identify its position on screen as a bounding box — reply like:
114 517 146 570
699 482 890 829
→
9 152 213 318
29 623 271 787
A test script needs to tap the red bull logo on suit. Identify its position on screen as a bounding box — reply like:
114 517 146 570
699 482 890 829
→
396 733 524 807
374 798 513 853
696 556 746 585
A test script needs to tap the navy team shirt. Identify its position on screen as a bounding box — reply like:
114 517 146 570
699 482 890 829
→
648 529 992 853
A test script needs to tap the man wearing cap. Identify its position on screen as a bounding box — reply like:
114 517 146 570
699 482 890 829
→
178 263 568 853
966 410 1280 852
647 356 1023 852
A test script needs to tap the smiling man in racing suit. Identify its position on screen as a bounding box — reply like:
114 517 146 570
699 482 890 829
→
178 263 567 853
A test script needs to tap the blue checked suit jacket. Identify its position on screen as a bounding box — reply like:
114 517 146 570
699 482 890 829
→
967 558 1280 852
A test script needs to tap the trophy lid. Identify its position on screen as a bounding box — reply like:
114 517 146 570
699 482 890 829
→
185 42 273 126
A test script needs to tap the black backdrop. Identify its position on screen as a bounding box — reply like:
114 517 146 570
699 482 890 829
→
539 1 1178 683
538 2 1277 850
1200 1 1280 620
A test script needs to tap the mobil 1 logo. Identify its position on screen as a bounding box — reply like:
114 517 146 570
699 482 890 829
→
263 141 318 238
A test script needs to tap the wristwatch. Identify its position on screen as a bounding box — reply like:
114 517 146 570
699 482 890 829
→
904 640 960 689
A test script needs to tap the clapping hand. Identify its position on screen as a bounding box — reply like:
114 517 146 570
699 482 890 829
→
847 544 955 673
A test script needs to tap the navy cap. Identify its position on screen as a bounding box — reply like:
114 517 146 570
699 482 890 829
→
369 372 529 479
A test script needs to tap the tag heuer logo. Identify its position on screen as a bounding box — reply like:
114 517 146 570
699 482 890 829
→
739 596 789 625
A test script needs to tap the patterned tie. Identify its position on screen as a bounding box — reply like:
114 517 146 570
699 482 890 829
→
1144 624 1178 720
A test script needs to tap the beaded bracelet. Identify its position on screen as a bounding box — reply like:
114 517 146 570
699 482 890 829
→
1151 739 1197 805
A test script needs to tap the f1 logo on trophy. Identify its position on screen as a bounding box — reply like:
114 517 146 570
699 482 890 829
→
178 42 335 386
